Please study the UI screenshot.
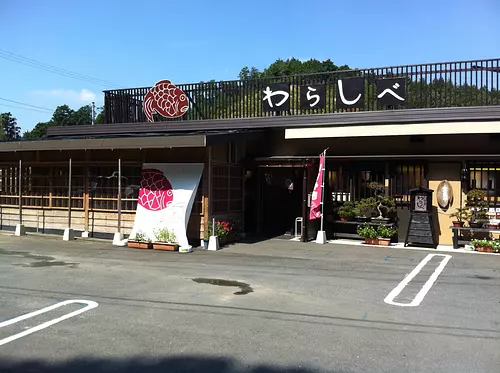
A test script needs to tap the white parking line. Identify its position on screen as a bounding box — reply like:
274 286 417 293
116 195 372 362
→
0 299 98 346
384 254 452 307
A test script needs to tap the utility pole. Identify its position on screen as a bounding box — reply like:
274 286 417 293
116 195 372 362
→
91 102 95 125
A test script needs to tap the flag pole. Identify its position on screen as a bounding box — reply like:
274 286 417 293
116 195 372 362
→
320 149 325 232
315 148 328 245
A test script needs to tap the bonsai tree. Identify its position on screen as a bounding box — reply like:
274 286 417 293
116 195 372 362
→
354 197 378 219
336 201 357 221
466 189 489 225
368 182 397 219
450 207 471 226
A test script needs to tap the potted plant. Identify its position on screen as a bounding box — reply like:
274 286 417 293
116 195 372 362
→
357 224 378 245
206 220 232 246
354 197 378 222
377 225 397 246
450 207 470 227
336 201 356 222
466 189 489 228
486 221 498 229
127 231 152 249
153 227 179 251
471 239 495 253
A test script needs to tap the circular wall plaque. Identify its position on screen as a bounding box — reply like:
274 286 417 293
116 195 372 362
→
436 180 454 211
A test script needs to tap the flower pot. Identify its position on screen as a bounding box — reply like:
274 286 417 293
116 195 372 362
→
378 238 391 246
476 245 494 253
364 238 378 245
452 221 465 227
469 221 483 228
486 224 498 230
153 242 179 251
128 241 152 249
340 217 348 222
356 216 371 223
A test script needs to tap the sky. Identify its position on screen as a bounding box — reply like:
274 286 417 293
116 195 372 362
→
0 0 499 132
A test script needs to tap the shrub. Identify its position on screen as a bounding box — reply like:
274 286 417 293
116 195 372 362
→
377 225 397 238
357 224 378 238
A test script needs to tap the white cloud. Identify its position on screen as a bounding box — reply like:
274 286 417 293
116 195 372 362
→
31 89 99 106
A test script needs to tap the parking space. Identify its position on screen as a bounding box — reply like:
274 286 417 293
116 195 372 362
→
0 233 498 373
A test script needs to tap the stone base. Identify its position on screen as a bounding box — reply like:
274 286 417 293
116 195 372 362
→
112 232 126 246
207 236 219 251
14 224 26 236
315 230 327 245
62 228 74 241
81 231 90 238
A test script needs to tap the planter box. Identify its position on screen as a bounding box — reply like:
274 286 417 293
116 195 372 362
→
476 245 494 253
153 242 179 251
378 238 391 246
128 241 152 249
364 238 378 245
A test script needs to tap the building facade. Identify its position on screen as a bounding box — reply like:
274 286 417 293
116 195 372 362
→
1 58 499 247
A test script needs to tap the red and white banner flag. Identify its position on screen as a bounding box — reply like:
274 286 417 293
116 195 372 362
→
309 153 325 220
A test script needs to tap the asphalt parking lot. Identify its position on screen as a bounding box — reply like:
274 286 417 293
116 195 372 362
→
0 233 498 373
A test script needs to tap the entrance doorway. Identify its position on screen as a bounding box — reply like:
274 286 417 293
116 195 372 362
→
259 166 304 238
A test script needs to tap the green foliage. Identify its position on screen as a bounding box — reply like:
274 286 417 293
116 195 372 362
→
357 224 378 238
450 207 471 222
131 231 150 243
336 201 357 220
354 197 378 218
206 220 232 239
466 189 489 222
154 227 176 243
466 189 488 209
377 225 397 238
0 112 20 140
471 239 500 252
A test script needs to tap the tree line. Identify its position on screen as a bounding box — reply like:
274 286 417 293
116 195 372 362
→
4 57 499 139
0 104 105 141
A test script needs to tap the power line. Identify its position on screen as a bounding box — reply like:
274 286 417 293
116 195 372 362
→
0 48 118 88
0 103 53 114
0 97 54 112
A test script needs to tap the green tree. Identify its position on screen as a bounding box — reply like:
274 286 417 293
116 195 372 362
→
72 105 92 125
0 112 20 140
51 105 75 126
22 121 54 139
95 106 105 124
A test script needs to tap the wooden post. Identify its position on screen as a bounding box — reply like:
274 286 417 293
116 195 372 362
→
67 158 72 228
208 146 213 218
301 165 308 242
83 154 89 233
48 167 53 208
117 158 122 233
18 159 22 225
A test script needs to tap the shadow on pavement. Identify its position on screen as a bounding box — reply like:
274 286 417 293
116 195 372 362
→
0 356 343 373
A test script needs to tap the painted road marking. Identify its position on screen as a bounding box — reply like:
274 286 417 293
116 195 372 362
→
384 254 452 307
0 299 98 346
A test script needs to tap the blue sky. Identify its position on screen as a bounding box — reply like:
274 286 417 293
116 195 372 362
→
1 0 499 132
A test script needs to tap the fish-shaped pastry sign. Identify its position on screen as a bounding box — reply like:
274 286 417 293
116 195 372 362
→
143 80 189 122
436 180 454 211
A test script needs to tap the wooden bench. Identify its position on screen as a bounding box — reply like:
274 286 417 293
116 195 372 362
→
450 226 500 249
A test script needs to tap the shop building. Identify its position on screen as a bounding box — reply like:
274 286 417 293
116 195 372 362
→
1 58 499 247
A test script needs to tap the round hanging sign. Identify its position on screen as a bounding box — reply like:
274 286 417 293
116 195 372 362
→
436 180 454 211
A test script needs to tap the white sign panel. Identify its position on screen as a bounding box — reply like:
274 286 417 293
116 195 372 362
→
129 163 204 251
